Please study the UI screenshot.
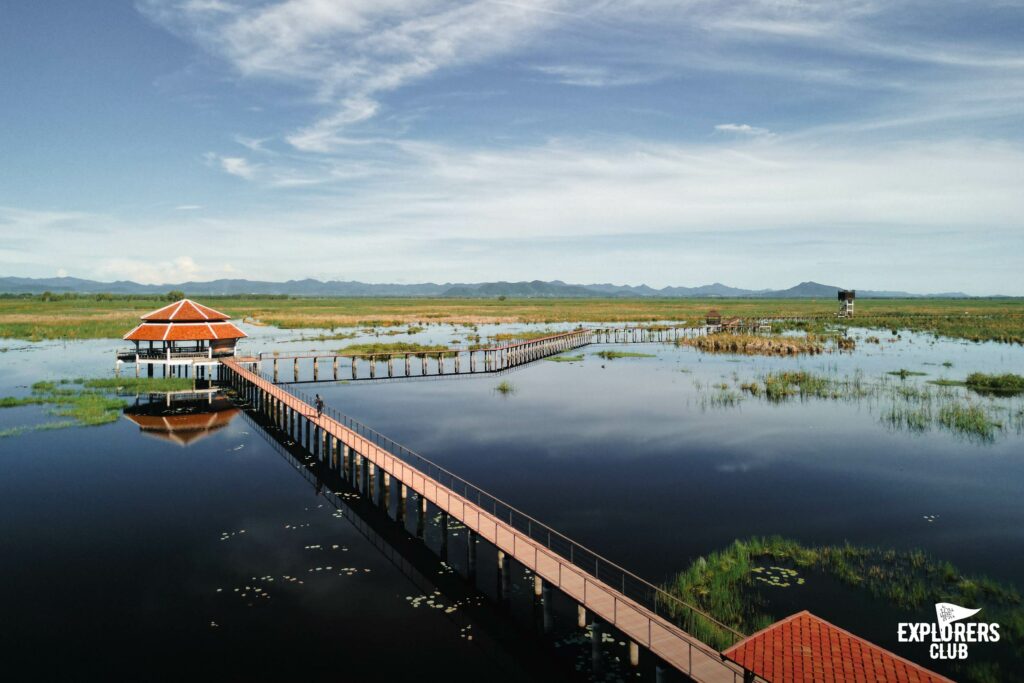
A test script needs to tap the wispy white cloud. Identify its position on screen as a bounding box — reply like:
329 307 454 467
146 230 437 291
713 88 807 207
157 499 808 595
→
204 153 257 179
715 123 773 137
533 64 660 87
174 204 203 211
141 0 566 152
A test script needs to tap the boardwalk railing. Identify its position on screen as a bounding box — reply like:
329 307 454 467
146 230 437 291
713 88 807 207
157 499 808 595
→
224 358 747 677
258 326 718 382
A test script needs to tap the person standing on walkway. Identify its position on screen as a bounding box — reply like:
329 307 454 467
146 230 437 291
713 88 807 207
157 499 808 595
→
315 394 324 418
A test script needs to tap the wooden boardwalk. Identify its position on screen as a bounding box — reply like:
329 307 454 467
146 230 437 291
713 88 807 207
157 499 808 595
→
223 358 749 682
260 325 712 383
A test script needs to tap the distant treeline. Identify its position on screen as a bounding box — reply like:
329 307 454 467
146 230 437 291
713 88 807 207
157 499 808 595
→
0 292 292 302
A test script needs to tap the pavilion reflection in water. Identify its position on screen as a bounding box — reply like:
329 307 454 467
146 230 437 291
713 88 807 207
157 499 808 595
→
123 396 240 447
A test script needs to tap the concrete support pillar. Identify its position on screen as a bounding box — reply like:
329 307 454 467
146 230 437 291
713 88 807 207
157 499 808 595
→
629 641 640 667
293 358 299 382
397 484 407 523
416 494 426 539
439 510 448 561
467 529 477 580
369 359 376 378
351 356 357 380
591 619 603 673
422 355 428 375
578 604 587 628
273 358 278 382
454 353 460 374
497 550 511 603
360 456 369 494
542 582 553 634
405 354 411 376
313 357 319 381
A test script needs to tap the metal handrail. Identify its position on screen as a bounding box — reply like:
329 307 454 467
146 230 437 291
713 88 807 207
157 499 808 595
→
241 363 745 649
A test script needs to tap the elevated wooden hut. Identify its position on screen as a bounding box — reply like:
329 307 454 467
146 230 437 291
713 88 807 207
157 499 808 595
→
117 299 246 376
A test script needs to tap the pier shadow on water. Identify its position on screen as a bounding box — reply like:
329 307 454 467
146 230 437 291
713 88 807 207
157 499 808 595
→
237 395 690 683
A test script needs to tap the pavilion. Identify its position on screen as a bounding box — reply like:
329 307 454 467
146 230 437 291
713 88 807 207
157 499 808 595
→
116 298 246 377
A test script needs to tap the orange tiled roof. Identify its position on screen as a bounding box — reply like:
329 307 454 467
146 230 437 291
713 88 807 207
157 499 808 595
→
140 299 230 322
123 321 246 341
721 611 952 683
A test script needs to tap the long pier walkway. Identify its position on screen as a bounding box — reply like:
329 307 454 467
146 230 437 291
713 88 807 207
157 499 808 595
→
223 357 748 682
261 325 713 383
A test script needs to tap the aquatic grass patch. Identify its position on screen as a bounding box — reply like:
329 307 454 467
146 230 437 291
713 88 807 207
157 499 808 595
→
545 354 585 363
887 369 928 379
964 373 1024 395
883 404 932 433
0 375 189 435
938 403 1002 441
665 536 1024 664
80 377 194 393
593 350 656 360
337 342 456 358
677 333 826 356
490 329 562 342
495 381 515 395
723 369 1019 442
744 370 868 402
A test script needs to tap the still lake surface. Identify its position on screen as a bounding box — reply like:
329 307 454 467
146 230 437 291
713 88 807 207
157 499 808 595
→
1 323 1022 680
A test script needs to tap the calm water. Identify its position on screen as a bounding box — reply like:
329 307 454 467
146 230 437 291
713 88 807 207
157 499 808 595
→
1 324 1022 680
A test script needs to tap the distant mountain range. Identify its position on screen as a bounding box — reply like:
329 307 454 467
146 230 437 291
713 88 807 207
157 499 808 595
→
0 276 982 298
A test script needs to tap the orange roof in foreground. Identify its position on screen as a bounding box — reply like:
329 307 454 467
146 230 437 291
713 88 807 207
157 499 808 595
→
722 611 952 683
141 299 231 322
123 321 246 341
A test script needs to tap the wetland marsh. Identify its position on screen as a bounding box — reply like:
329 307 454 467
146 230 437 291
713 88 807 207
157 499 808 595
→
2 310 1022 680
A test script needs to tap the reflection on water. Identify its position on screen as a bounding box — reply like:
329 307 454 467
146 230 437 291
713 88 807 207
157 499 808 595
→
2 322 1023 679
122 396 240 447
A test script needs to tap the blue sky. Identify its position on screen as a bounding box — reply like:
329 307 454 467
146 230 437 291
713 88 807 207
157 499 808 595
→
1 1 1022 293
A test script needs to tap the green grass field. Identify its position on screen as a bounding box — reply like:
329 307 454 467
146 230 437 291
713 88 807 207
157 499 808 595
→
1 295 1022 343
